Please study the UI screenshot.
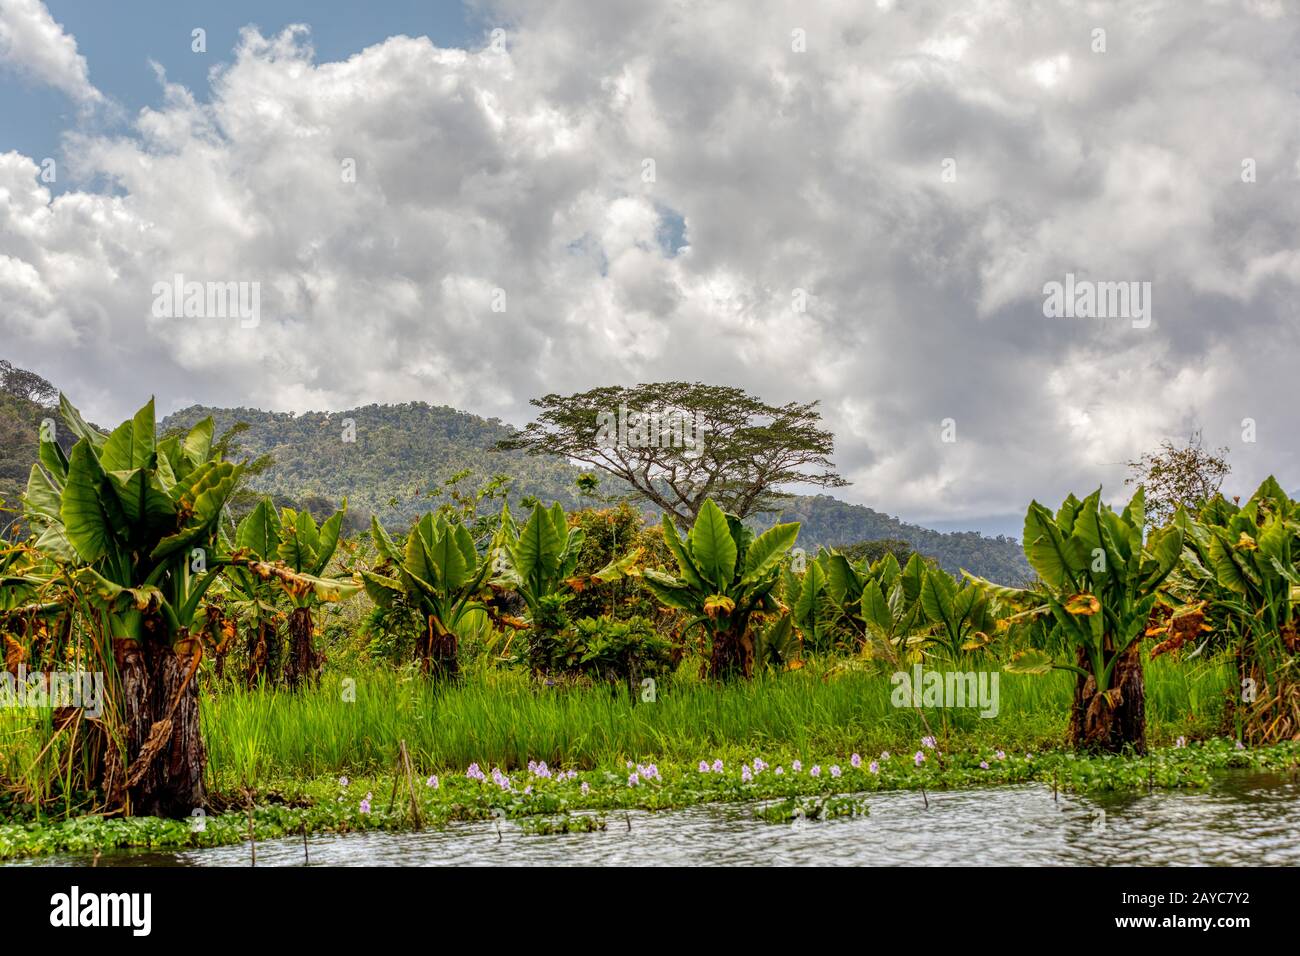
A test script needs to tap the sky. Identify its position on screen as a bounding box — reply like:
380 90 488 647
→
1 0 1298 539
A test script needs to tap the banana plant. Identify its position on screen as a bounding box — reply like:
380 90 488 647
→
974 487 1182 754
23 396 243 816
362 513 494 679
1172 476 1300 742
228 497 356 689
492 501 641 673
917 565 998 661
642 498 799 679
0 541 64 672
223 499 284 686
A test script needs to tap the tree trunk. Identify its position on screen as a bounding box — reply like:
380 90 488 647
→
246 617 279 688
114 626 207 817
708 614 754 680
1069 641 1146 754
284 606 320 690
420 615 459 681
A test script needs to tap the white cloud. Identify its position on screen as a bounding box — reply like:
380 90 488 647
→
2 1 1299 528
0 0 101 103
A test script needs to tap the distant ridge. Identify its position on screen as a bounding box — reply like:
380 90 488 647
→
160 401 1031 584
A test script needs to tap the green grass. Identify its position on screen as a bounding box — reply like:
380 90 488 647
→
201 653 1235 788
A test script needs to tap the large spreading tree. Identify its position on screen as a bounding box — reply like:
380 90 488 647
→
498 383 847 525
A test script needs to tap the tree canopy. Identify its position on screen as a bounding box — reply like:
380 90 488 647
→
498 382 848 525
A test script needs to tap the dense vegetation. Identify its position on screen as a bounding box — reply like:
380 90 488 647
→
1 363 1296 861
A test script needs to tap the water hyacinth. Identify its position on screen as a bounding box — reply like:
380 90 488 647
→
1175 736 1187 749
712 759 724 773
466 762 486 781
581 781 590 795
741 765 753 783
359 798 371 814
1235 740 1246 750
752 757 768 773
628 773 640 787
338 776 349 788
921 736 937 750
792 760 802 772
638 764 661 781
810 765 821 778
979 761 989 770
698 760 710 773
868 761 879 774
830 766 841 778
851 753 861 768
914 751 926 766
995 750 1006 761
880 752 890 760
426 775 439 789
775 766 784 775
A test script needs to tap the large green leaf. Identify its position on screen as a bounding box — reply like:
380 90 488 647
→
100 399 156 473
60 441 113 564
58 393 106 450
920 568 957 631
236 498 282 558
742 522 799 585
1023 501 1080 590
689 499 737 589
182 417 215 468
660 515 707 590
24 464 62 522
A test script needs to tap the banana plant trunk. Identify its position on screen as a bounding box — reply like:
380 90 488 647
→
284 606 320 690
421 615 459 680
114 625 207 817
245 617 280 687
1069 641 1146 754
708 613 754 680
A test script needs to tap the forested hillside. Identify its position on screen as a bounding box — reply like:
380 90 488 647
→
2 358 1029 582
161 402 1030 582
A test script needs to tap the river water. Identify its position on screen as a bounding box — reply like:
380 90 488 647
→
20 772 1300 866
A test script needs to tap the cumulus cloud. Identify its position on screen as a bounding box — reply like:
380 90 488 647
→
1 0 1298 527
0 0 102 103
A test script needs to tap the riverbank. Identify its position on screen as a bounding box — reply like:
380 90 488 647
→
3 736 1296 861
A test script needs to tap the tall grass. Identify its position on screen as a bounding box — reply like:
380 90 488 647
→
201 654 1234 788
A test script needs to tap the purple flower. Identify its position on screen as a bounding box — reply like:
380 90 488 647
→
426 775 439 788
699 760 710 773
913 751 926 766
868 761 879 774
567 769 578 779
830 766 842 778
523 785 533 795
466 762 486 781
1175 736 1187 749
628 773 640 787
1235 740 1246 751
627 761 635 769
752 757 767 773
880 751 890 760
810 765 821 777
338 776 349 788
792 760 803 772
994 750 1006 761
359 798 371 814
581 781 590 795
741 766 753 783
979 761 989 770
775 766 784 775
850 753 861 768
712 759 724 773
921 735 937 750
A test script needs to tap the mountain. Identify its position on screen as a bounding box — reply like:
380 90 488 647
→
159 402 1030 583
751 495 1030 584
0 356 1029 583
